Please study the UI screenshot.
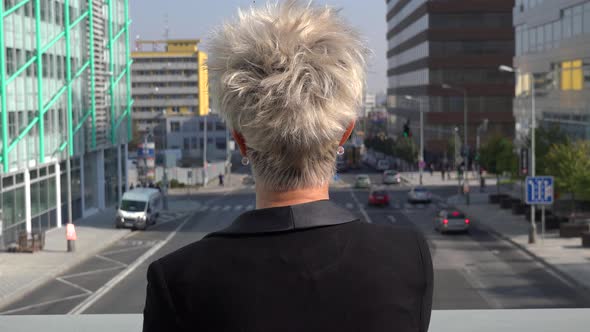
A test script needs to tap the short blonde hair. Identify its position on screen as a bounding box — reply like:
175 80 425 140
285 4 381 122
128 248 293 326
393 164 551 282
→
208 0 368 190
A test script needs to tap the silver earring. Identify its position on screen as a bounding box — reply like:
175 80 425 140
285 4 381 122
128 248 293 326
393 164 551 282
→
337 146 345 155
241 157 250 166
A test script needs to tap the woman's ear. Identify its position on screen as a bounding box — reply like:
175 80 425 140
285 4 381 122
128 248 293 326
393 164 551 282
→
232 130 248 157
339 121 356 146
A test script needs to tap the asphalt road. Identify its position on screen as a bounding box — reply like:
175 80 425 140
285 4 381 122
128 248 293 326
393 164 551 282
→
2 169 589 315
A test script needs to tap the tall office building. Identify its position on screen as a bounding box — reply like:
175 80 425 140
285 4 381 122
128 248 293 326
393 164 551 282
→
0 0 133 246
513 0 590 142
386 0 515 159
131 39 227 166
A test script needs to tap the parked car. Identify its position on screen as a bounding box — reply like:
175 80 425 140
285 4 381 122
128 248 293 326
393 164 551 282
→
368 190 390 207
383 170 401 185
407 186 432 203
243 175 256 185
434 209 470 233
355 174 371 189
115 188 162 230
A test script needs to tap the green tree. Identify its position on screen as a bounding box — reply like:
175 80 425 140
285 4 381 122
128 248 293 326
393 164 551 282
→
524 124 569 176
480 135 518 193
129 121 143 151
545 140 590 217
393 137 418 164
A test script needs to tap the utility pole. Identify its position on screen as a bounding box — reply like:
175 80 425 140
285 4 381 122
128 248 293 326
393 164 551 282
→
499 65 536 244
404 96 424 185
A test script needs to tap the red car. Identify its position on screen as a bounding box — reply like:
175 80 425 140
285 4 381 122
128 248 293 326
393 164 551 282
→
369 190 390 207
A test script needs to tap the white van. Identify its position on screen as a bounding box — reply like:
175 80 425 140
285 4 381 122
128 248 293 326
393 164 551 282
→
115 188 162 230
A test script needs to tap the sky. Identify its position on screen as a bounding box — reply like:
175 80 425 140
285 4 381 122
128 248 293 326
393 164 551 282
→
129 0 388 94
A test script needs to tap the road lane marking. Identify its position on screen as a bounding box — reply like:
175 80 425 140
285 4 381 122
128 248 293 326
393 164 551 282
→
100 245 152 256
55 277 93 295
59 266 125 280
0 294 90 315
68 214 193 315
349 189 373 224
212 205 220 211
95 254 128 268
388 215 397 223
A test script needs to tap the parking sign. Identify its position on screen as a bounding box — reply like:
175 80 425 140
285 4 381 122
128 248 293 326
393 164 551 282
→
525 176 554 205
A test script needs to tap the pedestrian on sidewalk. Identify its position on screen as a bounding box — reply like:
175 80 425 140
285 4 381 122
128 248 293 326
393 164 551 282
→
218 173 225 186
143 3 433 331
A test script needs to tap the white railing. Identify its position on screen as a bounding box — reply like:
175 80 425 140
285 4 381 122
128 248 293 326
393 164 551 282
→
1 309 590 332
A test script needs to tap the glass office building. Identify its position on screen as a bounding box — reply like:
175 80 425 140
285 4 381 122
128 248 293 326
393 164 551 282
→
0 0 133 247
513 0 590 143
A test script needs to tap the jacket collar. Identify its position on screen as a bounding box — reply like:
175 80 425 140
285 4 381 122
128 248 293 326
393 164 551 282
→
207 200 360 236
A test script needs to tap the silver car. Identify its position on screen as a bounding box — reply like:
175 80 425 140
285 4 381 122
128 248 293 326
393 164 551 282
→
407 186 432 203
434 210 470 233
383 170 401 185
355 174 371 189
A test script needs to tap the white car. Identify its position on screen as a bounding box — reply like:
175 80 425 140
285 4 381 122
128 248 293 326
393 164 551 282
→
355 174 372 189
383 170 401 185
407 187 432 203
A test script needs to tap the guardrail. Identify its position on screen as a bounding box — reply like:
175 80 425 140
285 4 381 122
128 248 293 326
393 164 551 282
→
1 309 590 332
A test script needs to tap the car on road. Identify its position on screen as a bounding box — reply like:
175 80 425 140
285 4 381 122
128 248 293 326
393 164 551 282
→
407 186 432 203
434 209 470 233
355 174 371 189
243 175 255 185
115 188 162 230
383 170 401 185
368 189 390 207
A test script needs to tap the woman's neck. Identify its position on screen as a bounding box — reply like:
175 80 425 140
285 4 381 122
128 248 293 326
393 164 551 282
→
256 184 330 209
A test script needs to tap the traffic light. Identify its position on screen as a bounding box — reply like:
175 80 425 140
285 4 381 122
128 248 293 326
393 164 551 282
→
403 122 411 138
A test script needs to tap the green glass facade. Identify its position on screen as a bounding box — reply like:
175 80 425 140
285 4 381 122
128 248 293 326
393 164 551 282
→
0 0 132 247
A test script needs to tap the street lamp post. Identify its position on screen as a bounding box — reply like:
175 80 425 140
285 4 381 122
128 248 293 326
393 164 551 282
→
442 84 469 201
404 95 424 185
476 119 489 179
499 64 537 244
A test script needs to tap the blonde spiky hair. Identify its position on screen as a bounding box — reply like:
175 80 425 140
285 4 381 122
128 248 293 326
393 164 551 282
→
208 0 368 190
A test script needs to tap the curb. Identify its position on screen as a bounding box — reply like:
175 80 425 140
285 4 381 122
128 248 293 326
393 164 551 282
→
0 229 131 311
460 206 590 303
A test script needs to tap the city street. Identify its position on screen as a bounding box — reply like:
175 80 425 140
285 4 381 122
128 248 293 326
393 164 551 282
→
1 169 589 315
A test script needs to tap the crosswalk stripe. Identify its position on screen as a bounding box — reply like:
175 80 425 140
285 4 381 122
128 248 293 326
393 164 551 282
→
223 205 231 211
246 204 254 210
199 206 209 212
235 205 243 211
212 206 220 211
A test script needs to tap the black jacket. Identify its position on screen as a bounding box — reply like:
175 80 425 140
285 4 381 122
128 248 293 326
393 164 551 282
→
143 200 433 332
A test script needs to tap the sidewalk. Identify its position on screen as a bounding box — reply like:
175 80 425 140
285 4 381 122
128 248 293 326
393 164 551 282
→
168 173 249 195
402 171 498 187
0 208 130 310
451 193 590 298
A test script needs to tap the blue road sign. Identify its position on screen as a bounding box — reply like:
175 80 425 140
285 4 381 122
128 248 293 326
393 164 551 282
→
525 176 554 205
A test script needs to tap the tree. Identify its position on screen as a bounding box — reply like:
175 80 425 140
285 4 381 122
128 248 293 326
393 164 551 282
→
545 140 590 218
523 124 569 176
479 135 518 193
393 137 418 164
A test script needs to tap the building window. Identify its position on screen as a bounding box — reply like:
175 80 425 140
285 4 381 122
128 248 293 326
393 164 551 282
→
170 121 181 132
5 47 14 76
573 5 583 36
562 8 572 39
191 137 198 149
183 138 190 150
561 60 583 91
172 107 180 113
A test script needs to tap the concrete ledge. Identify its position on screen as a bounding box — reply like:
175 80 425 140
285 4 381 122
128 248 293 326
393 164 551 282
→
560 223 590 238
